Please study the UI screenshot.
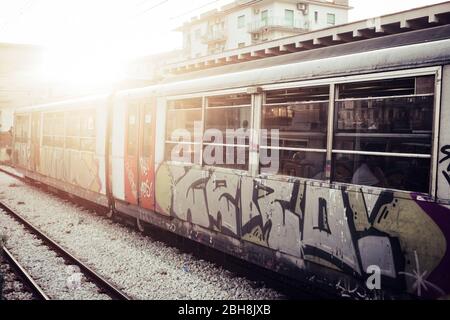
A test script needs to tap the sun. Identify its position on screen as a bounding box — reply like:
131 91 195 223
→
41 45 127 88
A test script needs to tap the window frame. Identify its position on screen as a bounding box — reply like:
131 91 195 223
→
164 89 254 173
64 107 97 153
164 96 204 166
15 114 31 144
203 93 253 171
42 111 65 149
260 86 330 180
163 67 441 197
259 66 441 196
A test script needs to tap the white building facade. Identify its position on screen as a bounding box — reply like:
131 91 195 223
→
177 0 350 59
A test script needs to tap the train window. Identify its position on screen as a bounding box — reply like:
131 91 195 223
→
332 76 435 193
65 112 80 150
43 112 65 148
261 86 329 179
80 110 96 152
127 103 139 156
204 93 251 170
80 113 96 137
165 98 202 164
166 98 202 139
142 103 153 158
64 109 96 152
15 115 30 143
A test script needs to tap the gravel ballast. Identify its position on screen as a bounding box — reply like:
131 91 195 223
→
0 252 36 300
0 210 110 300
0 171 284 300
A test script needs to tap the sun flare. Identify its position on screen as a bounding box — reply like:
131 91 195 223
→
41 46 127 87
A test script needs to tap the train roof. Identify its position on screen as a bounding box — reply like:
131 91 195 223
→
162 25 450 84
14 93 110 114
124 24 450 97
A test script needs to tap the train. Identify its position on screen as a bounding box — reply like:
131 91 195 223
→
11 24 450 299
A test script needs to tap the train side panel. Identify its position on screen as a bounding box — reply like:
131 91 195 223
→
13 112 31 171
438 65 450 203
111 96 126 202
152 66 450 299
13 98 109 206
155 163 450 298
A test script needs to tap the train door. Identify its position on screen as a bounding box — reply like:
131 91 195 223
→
30 112 41 172
124 102 139 205
138 101 156 211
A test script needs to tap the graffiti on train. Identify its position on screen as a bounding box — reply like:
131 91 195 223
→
156 164 449 297
440 145 450 186
14 143 102 192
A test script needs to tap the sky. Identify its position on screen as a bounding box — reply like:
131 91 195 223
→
0 0 446 58
0 0 445 85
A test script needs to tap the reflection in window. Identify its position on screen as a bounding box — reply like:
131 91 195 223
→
332 76 435 193
166 98 202 140
15 115 30 143
165 98 202 164
261 86 329 179
333 153 431 193
43 112 65 148
64 109 96 152
204 93 251 170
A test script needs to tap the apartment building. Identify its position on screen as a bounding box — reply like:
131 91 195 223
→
176 0 351 59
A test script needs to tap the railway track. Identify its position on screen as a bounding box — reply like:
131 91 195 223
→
1 246 49 300
0 198 130 300
0 166 326 299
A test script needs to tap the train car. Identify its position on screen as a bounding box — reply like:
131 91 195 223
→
13 94 111 207
12 24 450 299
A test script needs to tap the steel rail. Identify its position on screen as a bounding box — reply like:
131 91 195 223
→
0 167 23 182
2 246 50 300
0 200 131 300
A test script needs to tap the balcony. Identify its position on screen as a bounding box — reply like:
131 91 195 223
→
201 30 227 44
247 17 309 34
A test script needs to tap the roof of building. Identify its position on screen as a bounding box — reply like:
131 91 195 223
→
166 1 450 75
163 24 450 84
174 0 351 31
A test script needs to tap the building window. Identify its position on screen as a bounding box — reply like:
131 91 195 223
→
204 94 251 170
327 13 335 25
261 10 269 26
238 42 246 48
165 98 203 164
285 9 294 26
332 76 435 193
314 11 319 23
237 15 245 29
261 86 330 179
195 29 201 40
